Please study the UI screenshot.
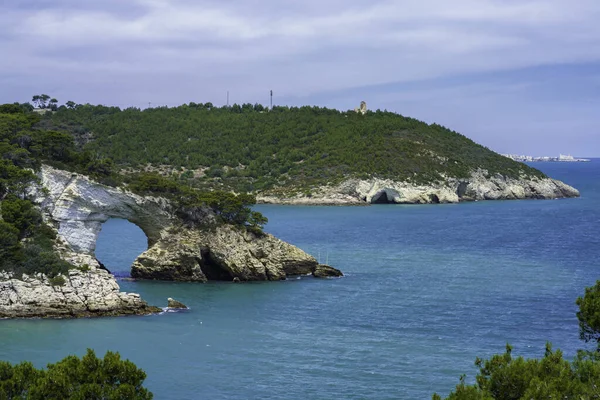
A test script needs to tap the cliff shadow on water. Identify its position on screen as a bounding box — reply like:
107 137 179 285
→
96 219 149 278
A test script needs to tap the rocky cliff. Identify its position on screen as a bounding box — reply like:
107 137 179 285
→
258 169 580 205
0 165 339 317
0 269 159 318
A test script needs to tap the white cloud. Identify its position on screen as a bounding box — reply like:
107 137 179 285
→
1 0 599 108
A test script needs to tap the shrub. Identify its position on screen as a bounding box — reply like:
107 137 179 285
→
576 280 600 347
0 221 20 266
0 349 153 399
48 275 66 286
1 196 43 239
434 281 600 399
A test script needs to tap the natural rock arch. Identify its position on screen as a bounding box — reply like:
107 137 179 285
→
35 166 173 255
33 165 342 283
95 218 150 276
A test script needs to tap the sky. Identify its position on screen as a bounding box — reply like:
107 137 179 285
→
1 0 599 156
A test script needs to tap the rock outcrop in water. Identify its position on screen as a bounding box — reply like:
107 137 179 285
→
32 166 174 254
0 165 334 318
258 169 580 205
167 298 188 309
31 166 326 283
131 225 342 281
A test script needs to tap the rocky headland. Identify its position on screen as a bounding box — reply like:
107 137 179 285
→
258 170 580 205
0 165 341 318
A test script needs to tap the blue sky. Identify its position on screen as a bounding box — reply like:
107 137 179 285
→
1 0 599 156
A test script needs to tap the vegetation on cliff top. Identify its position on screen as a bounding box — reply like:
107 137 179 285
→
433 280 600 399
40 102 546 193
0 348 152 399
0 104 76 279
0 103 266 279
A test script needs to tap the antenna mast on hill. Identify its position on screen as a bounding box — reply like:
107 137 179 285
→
226 91 229 107
270 90 273 110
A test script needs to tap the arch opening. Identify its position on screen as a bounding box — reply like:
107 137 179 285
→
95 219 149 278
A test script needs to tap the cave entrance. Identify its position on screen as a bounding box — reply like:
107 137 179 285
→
371 189 398 204
95 219 148 278
199 248 234 281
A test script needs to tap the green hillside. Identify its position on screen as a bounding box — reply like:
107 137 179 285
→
41 103 545 192
0 103 265 279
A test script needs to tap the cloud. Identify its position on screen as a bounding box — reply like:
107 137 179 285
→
0 0 599 154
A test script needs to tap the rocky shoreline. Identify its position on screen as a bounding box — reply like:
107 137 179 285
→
257 170 580 205
131 224 342 282
0 269 160 319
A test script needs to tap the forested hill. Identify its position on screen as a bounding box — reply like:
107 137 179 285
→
42 103 544 192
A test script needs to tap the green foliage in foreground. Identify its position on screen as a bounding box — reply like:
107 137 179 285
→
42 103 546 192
0 348 152 399
434 281 600 399
433 345 600 400
577 281 600 347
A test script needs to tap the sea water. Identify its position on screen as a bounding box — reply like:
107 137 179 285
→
1 160 599 399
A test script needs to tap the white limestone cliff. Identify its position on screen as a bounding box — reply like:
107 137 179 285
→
257 169 580 205
32 166 173 254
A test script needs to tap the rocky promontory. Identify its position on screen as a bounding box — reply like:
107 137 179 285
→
131 224 342 281
0 165 338 318
258 169 580 205
0 269 159 319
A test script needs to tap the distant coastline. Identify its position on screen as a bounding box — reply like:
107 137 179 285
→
502 154 591 162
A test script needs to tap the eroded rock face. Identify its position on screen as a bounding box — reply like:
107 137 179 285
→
132 225 321 282
1 164 343 318
0 270 159 318
257 169 580 205
0 165 175 318
31 165 173 254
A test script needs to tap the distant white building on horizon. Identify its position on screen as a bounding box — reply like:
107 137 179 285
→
502 153 590 162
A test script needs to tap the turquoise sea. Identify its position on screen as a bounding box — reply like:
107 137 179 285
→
1 160 599 399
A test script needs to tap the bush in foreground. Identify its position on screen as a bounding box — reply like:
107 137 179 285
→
0 349 153 399
434 281 600 399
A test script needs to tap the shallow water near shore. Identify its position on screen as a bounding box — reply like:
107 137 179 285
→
1 160 599 399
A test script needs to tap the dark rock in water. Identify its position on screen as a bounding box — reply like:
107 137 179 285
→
167 298 188 309
232 277 241 283
312 264 343 278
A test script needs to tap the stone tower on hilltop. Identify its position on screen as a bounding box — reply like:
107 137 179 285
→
354 101 367 115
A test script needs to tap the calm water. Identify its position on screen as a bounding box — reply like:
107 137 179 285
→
1 161 599 399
